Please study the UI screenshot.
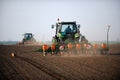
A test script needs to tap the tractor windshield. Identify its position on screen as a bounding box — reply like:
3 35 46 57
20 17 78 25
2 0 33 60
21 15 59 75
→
60 24 77 33
25 34 32 38
24 33 33 40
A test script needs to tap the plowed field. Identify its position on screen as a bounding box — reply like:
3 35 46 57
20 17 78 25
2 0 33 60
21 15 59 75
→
0 44 120 80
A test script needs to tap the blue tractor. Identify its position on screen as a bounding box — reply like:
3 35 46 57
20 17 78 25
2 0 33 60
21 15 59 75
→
22 33 36 44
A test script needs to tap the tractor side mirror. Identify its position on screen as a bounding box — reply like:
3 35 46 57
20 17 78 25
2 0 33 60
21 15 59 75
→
51 25 54 29
78 24 80 28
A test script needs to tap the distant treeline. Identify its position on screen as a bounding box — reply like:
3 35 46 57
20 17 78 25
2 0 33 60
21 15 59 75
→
0 41 18 45
0 41 120 45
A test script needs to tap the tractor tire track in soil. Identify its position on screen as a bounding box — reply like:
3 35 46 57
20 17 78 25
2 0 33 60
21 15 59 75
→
19 53 80 80
15 55 73 80
0 56 26 80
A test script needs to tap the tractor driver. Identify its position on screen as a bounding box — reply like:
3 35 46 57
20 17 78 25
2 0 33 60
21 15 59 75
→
65 25 72 33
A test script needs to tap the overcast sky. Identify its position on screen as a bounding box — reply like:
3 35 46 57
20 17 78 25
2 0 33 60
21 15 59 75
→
0 0 120 42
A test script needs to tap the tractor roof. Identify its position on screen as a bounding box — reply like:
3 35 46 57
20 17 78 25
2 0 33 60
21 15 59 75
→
24 33 33 35
60 21 76 24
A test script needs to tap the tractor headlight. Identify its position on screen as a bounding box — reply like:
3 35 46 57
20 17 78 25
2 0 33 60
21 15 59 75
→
74 33 80 38
57 33 64 38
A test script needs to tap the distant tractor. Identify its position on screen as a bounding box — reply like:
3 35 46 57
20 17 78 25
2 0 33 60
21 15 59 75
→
22 33 36 44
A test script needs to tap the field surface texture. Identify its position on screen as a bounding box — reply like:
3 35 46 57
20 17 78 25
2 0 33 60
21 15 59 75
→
0 44 120 80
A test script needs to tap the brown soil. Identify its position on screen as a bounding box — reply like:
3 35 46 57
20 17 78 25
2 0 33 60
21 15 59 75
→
0 44 120 80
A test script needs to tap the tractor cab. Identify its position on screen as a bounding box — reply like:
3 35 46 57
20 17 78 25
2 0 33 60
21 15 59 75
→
57 22 78 34
52 19 81 44
22 33 36 44
24 33 33 40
